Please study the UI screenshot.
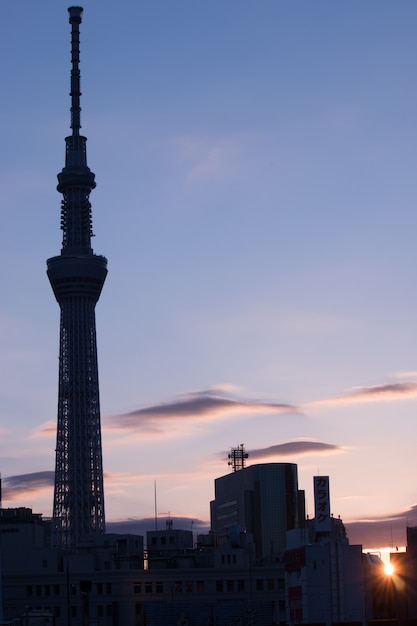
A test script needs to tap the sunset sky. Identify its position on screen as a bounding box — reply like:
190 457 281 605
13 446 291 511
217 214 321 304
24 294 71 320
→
1 1 417 555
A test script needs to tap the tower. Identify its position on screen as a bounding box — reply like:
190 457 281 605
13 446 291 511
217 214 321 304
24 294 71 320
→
47 6 107 549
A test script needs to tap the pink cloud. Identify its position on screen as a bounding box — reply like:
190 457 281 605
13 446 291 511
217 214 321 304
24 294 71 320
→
245 440 342 460
105 390 299 434
31 421 56 438
2 471 54 501
309 382 417 408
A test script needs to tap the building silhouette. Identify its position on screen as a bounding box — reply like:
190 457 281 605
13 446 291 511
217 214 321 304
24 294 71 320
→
46 6 107 549
210 457 305 562
0 469 384 626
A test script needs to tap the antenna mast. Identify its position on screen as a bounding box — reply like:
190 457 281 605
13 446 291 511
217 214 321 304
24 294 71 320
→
228 444 248 472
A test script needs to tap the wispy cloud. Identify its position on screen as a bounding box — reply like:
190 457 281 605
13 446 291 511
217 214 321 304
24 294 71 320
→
2 471 54 501
169 135 240 183
308 382 417 408
104 376 417 438
31 421 56 438
106 516 209 535
346 503 417 550
106 389 299 434
246 440 342 460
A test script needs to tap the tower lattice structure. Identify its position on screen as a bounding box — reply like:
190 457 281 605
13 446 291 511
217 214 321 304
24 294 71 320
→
47 6 107 549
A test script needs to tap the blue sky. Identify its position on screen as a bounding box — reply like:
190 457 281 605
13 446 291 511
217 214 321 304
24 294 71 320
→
1 1 417 553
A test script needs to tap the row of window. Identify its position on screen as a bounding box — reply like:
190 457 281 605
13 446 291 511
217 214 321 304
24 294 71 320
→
28 577 285 600
133 577 285 594
22 604 114 619
220 553 237 564
27 582 112 598
150 535 178 545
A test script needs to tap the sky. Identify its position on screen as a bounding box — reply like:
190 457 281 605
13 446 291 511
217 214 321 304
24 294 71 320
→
1 0 417 556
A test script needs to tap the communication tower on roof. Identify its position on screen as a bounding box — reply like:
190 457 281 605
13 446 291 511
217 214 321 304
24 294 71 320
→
228 444 248 472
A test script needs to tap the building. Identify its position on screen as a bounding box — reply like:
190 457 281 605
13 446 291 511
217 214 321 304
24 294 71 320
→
210 456 305 563
0 506 287 626
284 476 366 626
46 6 107 549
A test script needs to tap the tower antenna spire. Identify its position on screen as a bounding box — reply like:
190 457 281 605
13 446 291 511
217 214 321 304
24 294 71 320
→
68 7 83 135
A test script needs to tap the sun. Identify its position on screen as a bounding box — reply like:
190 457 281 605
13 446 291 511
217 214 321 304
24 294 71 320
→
384 562 395 576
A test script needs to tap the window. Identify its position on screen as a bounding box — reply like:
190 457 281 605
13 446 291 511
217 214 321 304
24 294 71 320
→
216 580 223 592
145 582 152 594
54 585 60 597
156 582 163 593
237 580 245 592
106 583 112 595
106 605 113 617
278 578 285 590
175 581 182 593
97 606 103 617
27 586 33 597
133 583 141 594
197 581 205 593
226 580 234 592
45 585 51 597
256 579 264 592
97 583 103 595
267 579 274 591
186 582 193 592
151 537 157 545
71 606 77 618
161 536 166 545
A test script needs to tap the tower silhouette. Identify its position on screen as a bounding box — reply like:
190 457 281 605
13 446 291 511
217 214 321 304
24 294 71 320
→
47 6 107 549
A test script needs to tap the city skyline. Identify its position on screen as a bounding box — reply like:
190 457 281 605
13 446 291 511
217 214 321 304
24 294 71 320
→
1 0 417 557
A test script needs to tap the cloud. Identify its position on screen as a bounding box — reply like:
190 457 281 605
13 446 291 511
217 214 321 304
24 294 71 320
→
106 516 210 536
2 471 54 501
106 390 299 434
394 371 417 380
309 382 417 408
246 440 342 461
169 135 240 183
345 503 417 550
31 421 56 438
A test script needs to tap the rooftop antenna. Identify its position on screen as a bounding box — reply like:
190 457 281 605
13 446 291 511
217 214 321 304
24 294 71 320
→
228 444 248 472
154 480 158 531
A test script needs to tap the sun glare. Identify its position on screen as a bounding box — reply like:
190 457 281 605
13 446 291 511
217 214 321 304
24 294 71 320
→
384 563 395 576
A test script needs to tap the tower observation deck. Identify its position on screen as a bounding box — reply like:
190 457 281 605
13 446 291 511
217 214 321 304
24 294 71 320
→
47 7 107 548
